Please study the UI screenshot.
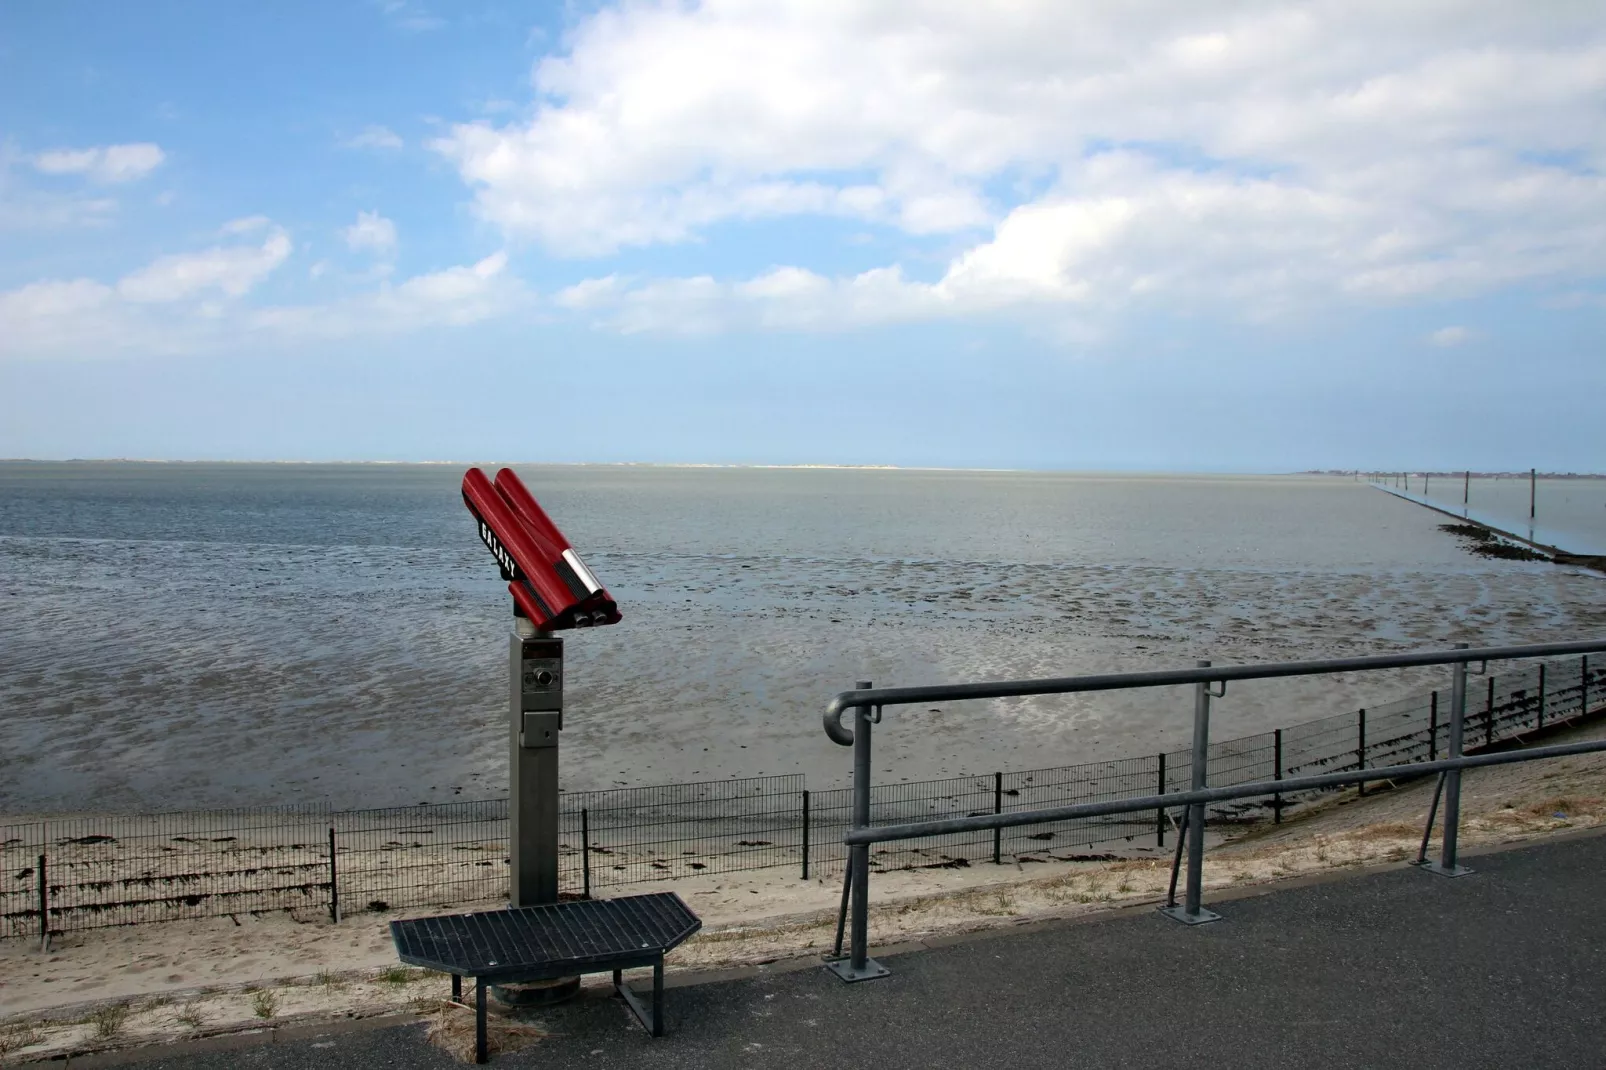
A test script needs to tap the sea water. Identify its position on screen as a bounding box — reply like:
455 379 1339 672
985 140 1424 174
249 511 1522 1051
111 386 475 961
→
2 462 1603 812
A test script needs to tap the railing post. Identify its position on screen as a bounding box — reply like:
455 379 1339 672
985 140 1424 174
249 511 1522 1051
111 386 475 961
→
581 808 591 900
1429 691 1439 762
1357 708 1367 797
826 682 889 982
38 853 48 952
1161 660 1222 924
1537 664 1546 731
992 772 1003 865
1272 731 1283 825
1156 753 1167 846
801 790 810 881
1423 644 1472 877
328 827 340 924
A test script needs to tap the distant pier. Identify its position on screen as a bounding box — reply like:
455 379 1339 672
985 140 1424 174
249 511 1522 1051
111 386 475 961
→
1372 483 1606 571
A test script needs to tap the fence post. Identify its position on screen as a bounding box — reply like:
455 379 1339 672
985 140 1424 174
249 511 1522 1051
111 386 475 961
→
992 773 1003 865
581 808 591 900
1429 691 1439 762
1272 731 1283 825
801 790 811 881
1584 655 1591 716
1537 664 1546 731
1486 676 1496 748
1155 753 1166 846
328 827 340 924
38 853 48 952
1423 643 1472 877
1357 708 1367 797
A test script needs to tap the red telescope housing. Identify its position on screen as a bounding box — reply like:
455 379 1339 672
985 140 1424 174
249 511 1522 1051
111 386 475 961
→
461 467 621 631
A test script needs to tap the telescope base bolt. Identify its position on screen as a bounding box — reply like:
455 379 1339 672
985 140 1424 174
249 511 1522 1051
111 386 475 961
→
823 957 891 983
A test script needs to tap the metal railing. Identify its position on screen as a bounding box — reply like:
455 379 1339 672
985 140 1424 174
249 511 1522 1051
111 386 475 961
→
3 647 1599 946
820 638 1606 982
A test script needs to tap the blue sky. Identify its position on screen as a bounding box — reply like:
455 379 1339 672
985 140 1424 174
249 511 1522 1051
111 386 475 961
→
1 1 1603 470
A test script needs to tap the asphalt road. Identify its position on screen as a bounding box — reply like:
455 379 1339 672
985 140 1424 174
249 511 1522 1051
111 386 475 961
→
116 832 1606 1069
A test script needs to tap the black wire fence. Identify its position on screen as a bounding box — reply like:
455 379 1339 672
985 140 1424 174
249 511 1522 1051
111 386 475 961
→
0 776 805 941
3 655 1602 941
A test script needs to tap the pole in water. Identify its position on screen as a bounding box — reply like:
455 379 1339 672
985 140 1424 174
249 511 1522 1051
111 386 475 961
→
1464 470 1470 506
1530 468 1537 521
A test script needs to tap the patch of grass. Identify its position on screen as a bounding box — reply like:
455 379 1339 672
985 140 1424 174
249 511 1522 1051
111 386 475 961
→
0 1022 47 1055
1351 822 1424 841
144 995 174 1011
1527 796 1583 817
88 1002 131 1040
176 1004 207 1031
314 969 347 992
252 989 279 1020
425 1000 547 1063
380 966 425 987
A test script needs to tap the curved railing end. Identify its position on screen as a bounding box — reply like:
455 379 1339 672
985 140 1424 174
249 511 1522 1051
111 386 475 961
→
823 693 857 746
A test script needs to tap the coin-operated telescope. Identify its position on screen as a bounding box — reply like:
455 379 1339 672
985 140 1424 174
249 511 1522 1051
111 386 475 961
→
462 467 620 632
461 467 621 907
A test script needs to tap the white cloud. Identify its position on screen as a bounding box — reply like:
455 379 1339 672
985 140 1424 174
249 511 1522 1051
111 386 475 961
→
1429 325 1475 347
0 278 114 321
221 215 272 235
554 275 621 309
345 125 404 150
0 277 192 357
561 264 944 335
32 143 166 183
0 189 118 229
342 210 399 255
0 226 521 358
249 252 523 337
117 228 292 303
432 1 1606 327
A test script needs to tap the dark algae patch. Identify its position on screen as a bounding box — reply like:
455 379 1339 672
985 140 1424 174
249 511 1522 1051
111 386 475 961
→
1438 523 1547 561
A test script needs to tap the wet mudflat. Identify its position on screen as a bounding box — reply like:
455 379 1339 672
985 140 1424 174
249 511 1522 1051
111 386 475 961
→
3 464 1604 813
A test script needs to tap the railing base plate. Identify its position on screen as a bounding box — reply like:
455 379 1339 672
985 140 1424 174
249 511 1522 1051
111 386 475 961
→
824 957 891 983
1159 905 1223 926
1416 861 1473 878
